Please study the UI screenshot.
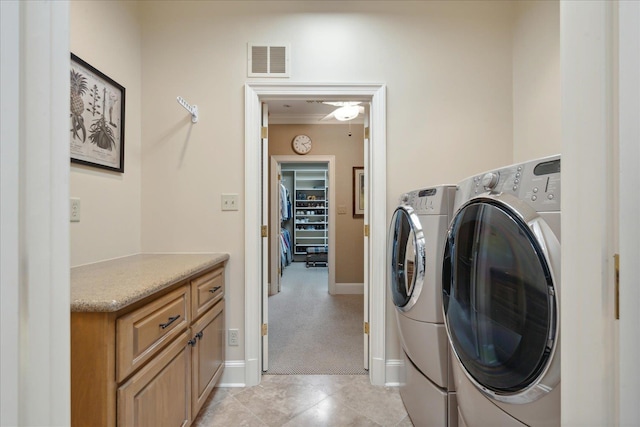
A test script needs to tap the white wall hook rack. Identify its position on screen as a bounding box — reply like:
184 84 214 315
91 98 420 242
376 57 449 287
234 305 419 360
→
177 96 199 123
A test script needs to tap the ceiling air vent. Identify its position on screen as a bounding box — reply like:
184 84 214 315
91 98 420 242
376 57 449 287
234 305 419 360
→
248 43 290 78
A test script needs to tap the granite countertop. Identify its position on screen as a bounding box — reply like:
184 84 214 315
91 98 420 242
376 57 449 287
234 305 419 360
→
71 253 229 313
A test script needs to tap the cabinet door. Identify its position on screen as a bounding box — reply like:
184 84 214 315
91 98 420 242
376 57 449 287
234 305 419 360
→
191 300 225 417
118 331 191 427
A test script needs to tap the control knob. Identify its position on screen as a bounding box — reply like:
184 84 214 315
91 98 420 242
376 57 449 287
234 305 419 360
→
401 194 410 204
482 172 499 190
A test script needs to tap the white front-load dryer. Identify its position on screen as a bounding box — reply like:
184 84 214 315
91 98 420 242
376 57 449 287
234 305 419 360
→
442 155 561 427
388 185 457 427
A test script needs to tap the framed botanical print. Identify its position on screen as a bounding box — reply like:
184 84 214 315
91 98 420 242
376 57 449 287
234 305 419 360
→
70 53 125 172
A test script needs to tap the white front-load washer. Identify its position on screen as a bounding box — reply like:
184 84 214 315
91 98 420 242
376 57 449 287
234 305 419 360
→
388 185 458 427
442 155 561 427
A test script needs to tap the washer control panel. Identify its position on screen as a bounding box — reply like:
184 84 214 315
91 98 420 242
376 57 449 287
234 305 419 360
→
400 185 455 215
465 155 561 212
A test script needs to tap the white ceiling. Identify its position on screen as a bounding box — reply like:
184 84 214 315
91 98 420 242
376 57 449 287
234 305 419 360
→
266 99 365 124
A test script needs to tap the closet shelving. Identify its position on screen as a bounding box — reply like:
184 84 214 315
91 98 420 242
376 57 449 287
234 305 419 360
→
293 169 328 255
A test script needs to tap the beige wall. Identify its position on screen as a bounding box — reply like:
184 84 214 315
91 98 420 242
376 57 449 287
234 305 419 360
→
269 124 365 284
69 0 559 367
512 1 561 162
70 1 142 266
137 0 515 363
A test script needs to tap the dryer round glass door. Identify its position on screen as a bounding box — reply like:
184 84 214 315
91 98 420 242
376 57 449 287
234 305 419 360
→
442 199 557 400
388 206 425 311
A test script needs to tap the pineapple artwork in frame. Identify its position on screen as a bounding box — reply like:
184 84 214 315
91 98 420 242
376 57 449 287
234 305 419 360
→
70 53 125 172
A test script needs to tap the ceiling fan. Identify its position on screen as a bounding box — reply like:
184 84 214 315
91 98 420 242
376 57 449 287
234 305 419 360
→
320 101 365 122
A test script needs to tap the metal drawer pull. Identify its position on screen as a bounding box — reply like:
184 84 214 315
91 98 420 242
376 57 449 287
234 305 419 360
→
189 332 203 346
159 314 180 329
209 286 222 293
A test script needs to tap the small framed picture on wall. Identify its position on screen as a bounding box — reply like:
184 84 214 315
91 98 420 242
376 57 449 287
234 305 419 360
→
353 167 364 218
70 53 125 172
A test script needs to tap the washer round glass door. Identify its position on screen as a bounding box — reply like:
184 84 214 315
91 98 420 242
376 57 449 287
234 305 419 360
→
389 206 425 311
442 198 557 401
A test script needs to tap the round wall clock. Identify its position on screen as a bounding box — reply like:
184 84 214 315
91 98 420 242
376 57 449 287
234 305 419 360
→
292 134 312 155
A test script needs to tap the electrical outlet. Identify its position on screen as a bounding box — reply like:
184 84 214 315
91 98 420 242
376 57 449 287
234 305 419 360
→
228 329 239 346
70 198 81 222
221 193 239 211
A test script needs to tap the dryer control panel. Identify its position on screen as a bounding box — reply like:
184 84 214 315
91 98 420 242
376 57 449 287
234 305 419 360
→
462 155 561 213
400 185 456 216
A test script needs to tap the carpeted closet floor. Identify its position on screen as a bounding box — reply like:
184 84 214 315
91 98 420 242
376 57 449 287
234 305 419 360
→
267 262 367 375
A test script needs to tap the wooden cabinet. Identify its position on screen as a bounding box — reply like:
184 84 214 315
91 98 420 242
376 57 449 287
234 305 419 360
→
71 261 226 427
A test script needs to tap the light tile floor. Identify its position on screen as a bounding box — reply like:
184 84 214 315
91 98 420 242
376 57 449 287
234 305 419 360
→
193 375 414 427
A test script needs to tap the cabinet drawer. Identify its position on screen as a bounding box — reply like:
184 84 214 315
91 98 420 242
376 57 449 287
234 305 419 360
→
118 330 191 427
191 267 224 320
117 285 189 382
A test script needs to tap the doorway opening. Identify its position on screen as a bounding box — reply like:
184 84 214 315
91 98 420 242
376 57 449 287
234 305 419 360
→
266 155 366 375
270 158 335 296
244 83 387 387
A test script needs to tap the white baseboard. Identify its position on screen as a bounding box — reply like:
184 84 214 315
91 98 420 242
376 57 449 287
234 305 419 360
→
335 282 364 294
385 358 404 387
218 360 246 387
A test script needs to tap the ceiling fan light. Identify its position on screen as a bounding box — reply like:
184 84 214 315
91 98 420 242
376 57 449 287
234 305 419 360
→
334 105 360 121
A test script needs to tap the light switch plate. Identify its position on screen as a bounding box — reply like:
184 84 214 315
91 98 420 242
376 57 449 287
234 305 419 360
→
221 193 239 211
337 205 347 215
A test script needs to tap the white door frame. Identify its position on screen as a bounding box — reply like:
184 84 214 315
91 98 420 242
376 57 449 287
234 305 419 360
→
261 103 270 371
542 4 640 421
617 1 640 423
1 1 70 425
245 82 386 386
270 156 336 294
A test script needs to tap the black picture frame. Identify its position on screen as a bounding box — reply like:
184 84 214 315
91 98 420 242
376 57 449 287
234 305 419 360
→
70 53 125 173
353 167 364 218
